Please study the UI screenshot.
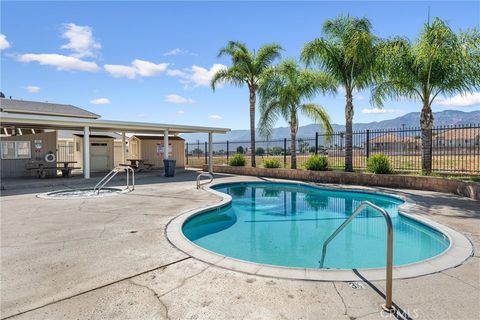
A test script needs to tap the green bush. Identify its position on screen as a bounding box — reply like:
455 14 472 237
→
263 158 281 168
367 154 392 174
229 153 246 166
305 155 329 171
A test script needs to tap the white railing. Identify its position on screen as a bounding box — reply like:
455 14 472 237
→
94 166 135 194
196 172 213 189
319 201 394 313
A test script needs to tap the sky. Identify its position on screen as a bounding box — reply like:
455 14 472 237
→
1 1 479 131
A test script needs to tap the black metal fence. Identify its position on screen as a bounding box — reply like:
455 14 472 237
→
185 124 480 174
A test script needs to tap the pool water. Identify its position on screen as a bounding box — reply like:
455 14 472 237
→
183 182 449 269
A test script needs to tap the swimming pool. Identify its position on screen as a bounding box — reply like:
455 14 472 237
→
182 182 450 269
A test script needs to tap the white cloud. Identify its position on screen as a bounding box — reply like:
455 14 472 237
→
355 95 365 101
136 113 146 118
104 59 169 79
0 34 10 50
177 110 185 114
25 86 40 93
168 64 227 88
165 94 194 104
17 53 99 72
104 64 136 79
90 97 111 105
191 64 226 87
164 48 186 56
208 114 223 121
61 23 101 58
436 92 480 108
361 108 401 114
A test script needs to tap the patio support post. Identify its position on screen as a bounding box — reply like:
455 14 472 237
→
208 132 213 173
83 126 90 179
121 132 126 163
164 130 169 160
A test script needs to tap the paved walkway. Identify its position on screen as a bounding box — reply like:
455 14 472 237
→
1 170 479 319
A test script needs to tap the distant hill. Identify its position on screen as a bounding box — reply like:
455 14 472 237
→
182 110 480 143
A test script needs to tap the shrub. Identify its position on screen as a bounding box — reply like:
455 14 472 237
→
255 147 265 156
229 153 246 166
263 157 281 168
305 155 329 171
236 146 244 154
367 154 392 174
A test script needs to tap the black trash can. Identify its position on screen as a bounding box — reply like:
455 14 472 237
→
163 159 176 177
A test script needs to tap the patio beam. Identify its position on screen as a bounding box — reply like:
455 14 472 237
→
83 126 90 179
164 130 169 160
121 132 126 163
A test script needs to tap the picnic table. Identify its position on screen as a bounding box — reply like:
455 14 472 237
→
123 159 153 172
26 161 80 178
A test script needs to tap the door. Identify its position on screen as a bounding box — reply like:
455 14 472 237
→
90 142 109 171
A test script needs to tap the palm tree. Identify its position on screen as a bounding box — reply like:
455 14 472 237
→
211 41 283 167
258 60 335 169
301 16 377 172
372 18 480 174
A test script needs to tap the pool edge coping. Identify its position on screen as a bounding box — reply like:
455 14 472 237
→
165 177 474 282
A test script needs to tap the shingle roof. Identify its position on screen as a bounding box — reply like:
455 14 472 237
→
434 128 480 140
0 98 100 119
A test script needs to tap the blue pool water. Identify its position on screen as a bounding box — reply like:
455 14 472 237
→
183 182 450 269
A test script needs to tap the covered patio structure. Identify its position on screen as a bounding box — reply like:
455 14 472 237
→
0 112 229 178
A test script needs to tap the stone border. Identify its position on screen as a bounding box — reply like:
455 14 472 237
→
204 165 480 200
166 178 473 281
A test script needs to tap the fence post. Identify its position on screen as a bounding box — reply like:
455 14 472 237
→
366 129 370 160
226 140 229 162
283 138 287 168
186 142 189 166
315 132 319 155
204 141 208 165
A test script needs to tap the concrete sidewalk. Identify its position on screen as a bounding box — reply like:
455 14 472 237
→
1 171 479 319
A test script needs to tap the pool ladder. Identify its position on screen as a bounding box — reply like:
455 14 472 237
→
319 201 394 313
196 172 213 189
94 166 135 194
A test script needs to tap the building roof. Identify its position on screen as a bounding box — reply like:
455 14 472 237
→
58 130 122 140
0 112 230 134
131 135 185 141
434 128 480 140
0 98 100 119
370 133 420 144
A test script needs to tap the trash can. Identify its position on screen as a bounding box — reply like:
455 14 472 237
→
163 159 176 177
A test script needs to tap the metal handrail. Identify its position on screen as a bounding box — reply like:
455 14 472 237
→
196 172 213 189
319 201 394 313
94 166 135 194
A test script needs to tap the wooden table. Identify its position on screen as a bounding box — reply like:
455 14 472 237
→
126 159 153 172
26 161 80 178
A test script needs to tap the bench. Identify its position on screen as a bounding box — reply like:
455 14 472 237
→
26 163 81 178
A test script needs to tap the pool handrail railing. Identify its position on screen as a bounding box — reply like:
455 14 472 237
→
319 201 394 313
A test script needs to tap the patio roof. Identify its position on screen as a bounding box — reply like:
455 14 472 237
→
0 112 230 134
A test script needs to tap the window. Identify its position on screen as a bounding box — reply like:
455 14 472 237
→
0 141 31 159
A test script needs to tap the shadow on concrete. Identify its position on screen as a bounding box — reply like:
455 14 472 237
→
353 269 414 320
0 169 236 197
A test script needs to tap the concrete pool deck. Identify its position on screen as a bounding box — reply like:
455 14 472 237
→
1 170 479 319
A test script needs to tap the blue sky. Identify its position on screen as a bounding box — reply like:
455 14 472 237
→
1 1 479 130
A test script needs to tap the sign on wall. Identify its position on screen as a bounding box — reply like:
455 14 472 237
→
156 143 173 156
34 139 43 153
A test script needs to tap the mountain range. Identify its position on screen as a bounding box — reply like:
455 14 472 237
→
182 110 480 143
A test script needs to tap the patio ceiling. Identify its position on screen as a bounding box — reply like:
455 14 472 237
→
0 112 230 134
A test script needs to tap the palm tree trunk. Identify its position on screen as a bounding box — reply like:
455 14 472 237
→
420 101 433 174
249 88 256 167
290 116 298 169
345 91 354 172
